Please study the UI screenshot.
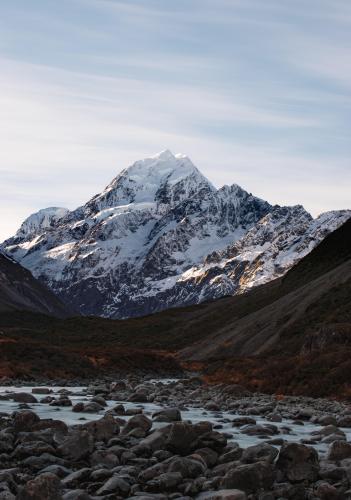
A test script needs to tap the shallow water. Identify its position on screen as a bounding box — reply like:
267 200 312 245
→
1 385 350 455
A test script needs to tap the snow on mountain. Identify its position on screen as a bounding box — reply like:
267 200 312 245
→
16 207 69 238
2 151 350 318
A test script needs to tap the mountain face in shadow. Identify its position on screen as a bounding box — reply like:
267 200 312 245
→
0 251 72 318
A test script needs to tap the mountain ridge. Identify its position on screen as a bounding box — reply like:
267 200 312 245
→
2 151 350 318
0 250 72 317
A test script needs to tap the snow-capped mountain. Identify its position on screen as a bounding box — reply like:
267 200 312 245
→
2 150 350 318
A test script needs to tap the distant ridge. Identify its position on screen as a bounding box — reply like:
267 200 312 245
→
0 251 72 317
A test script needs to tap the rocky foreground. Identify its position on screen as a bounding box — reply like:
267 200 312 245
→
1 378 351 499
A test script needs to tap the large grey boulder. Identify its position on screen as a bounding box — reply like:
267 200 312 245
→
58 431 94 461
166 422 199 455
152 408 181 422
221 462 274 493
276 442 319 482
12 393 38 404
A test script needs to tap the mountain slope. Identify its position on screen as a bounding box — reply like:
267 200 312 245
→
180 217 351 361
0 251 71 317
2 151 350 319
0 219 349 395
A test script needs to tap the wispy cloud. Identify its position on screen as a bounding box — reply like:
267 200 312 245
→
0 0 350 240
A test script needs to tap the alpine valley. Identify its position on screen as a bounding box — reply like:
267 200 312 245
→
2 150 350 319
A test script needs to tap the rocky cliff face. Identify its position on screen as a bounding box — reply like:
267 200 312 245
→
2 150 350 318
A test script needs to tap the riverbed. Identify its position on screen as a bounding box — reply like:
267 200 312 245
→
1 382 350 456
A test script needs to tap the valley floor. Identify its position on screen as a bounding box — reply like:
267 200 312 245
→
1 377 351 499
1 310 351 401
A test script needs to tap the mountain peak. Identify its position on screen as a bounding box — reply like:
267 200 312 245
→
151 149 175 160
3 150 349 320
89 151 214 213
16 207 69 238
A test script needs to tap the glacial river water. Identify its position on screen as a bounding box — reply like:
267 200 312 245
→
1 385 350 456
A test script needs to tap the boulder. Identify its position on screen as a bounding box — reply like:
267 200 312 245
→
198 430 227 451
91 395 106 406
337 415 351 428
12 410 40 432
241 443 279 464
327 440 351 461
232 417 256 427
139 427 169 452
276 442 319 482
13 441 56 459
82 414 119 441
128 392 148 403
90 450 119 469
138 463 166 482
221 462 274 493
241 424 278 436
61 469 91 489
122 414 152 435
167 456 206 478
80 402 103 413
96 475 130 496
110 380 127 391
152 408 181 422
12 393 38 404
58 431 94 461
318 415 337 426
146 471 183 491
50 397 72 407
32 388 51 395
315 482 340 500
0 486 16 500
23 453 65 471
166 422 199 455
62 491 92 500
195 448 219 467
39 465 72 478
196 491 247 500
218 445 242 464
112 404 125 415
17 472 62 500
72 403 84 413
32 418 68 434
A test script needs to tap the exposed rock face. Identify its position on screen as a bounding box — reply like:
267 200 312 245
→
2 150 350 318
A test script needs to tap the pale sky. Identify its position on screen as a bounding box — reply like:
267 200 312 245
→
1 0 350 241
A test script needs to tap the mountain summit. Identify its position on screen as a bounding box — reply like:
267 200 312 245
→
83 150 214 216
2 151 350 318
